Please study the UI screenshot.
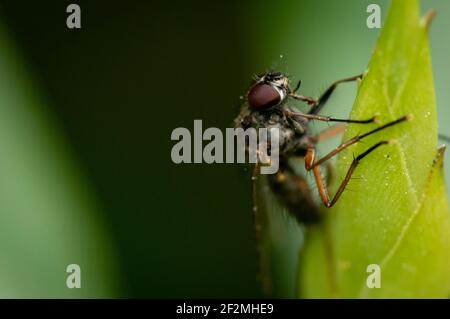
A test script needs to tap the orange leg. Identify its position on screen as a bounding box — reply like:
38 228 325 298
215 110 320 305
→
305 141 391 208
303 116 409 207
311 115 409 168
311 124 347 143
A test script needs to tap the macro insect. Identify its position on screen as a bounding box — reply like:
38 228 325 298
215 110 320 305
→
233 71 409 292
234 71 408 224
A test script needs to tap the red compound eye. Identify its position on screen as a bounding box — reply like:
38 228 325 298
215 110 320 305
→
248 83 281 110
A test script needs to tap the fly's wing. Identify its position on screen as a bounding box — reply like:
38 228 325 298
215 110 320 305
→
256 167 306 297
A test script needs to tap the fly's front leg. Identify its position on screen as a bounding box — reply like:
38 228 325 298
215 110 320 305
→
284 109 378 124
288 74 363 112
288 79 318 105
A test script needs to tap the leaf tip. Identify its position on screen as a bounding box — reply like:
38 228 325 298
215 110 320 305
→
437 144 446 161
421 9 437 31
431 145 447 169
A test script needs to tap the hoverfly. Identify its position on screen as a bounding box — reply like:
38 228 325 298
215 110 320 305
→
233 71 408 291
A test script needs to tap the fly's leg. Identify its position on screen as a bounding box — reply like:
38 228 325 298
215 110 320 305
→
310 115 409 168
303 116 407 294
306 125 342 185
310 125 342 184
304 115 409 207
305 141 392 207
289 74 363 114
291 79 302 94
284 109 378 124
288 79 317 105
310 124 347 143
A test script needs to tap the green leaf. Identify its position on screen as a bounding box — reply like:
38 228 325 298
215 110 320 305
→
298 0 450 298
0 22 118 297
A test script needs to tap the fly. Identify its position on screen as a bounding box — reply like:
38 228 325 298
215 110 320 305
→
234 71 409 292
235 71 409 222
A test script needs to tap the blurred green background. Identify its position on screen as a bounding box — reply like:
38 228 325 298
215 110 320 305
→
0 0 448 298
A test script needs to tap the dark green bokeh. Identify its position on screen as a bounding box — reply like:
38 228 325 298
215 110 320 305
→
0 0 448 297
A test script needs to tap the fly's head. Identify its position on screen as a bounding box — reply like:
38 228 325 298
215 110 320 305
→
247 72 290 111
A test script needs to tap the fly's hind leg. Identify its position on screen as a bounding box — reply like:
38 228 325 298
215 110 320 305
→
303 115 409 207
305 141 393 208
303 141 394 295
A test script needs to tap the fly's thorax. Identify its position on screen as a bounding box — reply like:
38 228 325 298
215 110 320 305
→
243 107 309 156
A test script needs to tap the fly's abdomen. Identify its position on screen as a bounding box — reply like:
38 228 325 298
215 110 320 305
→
267 161 321 224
